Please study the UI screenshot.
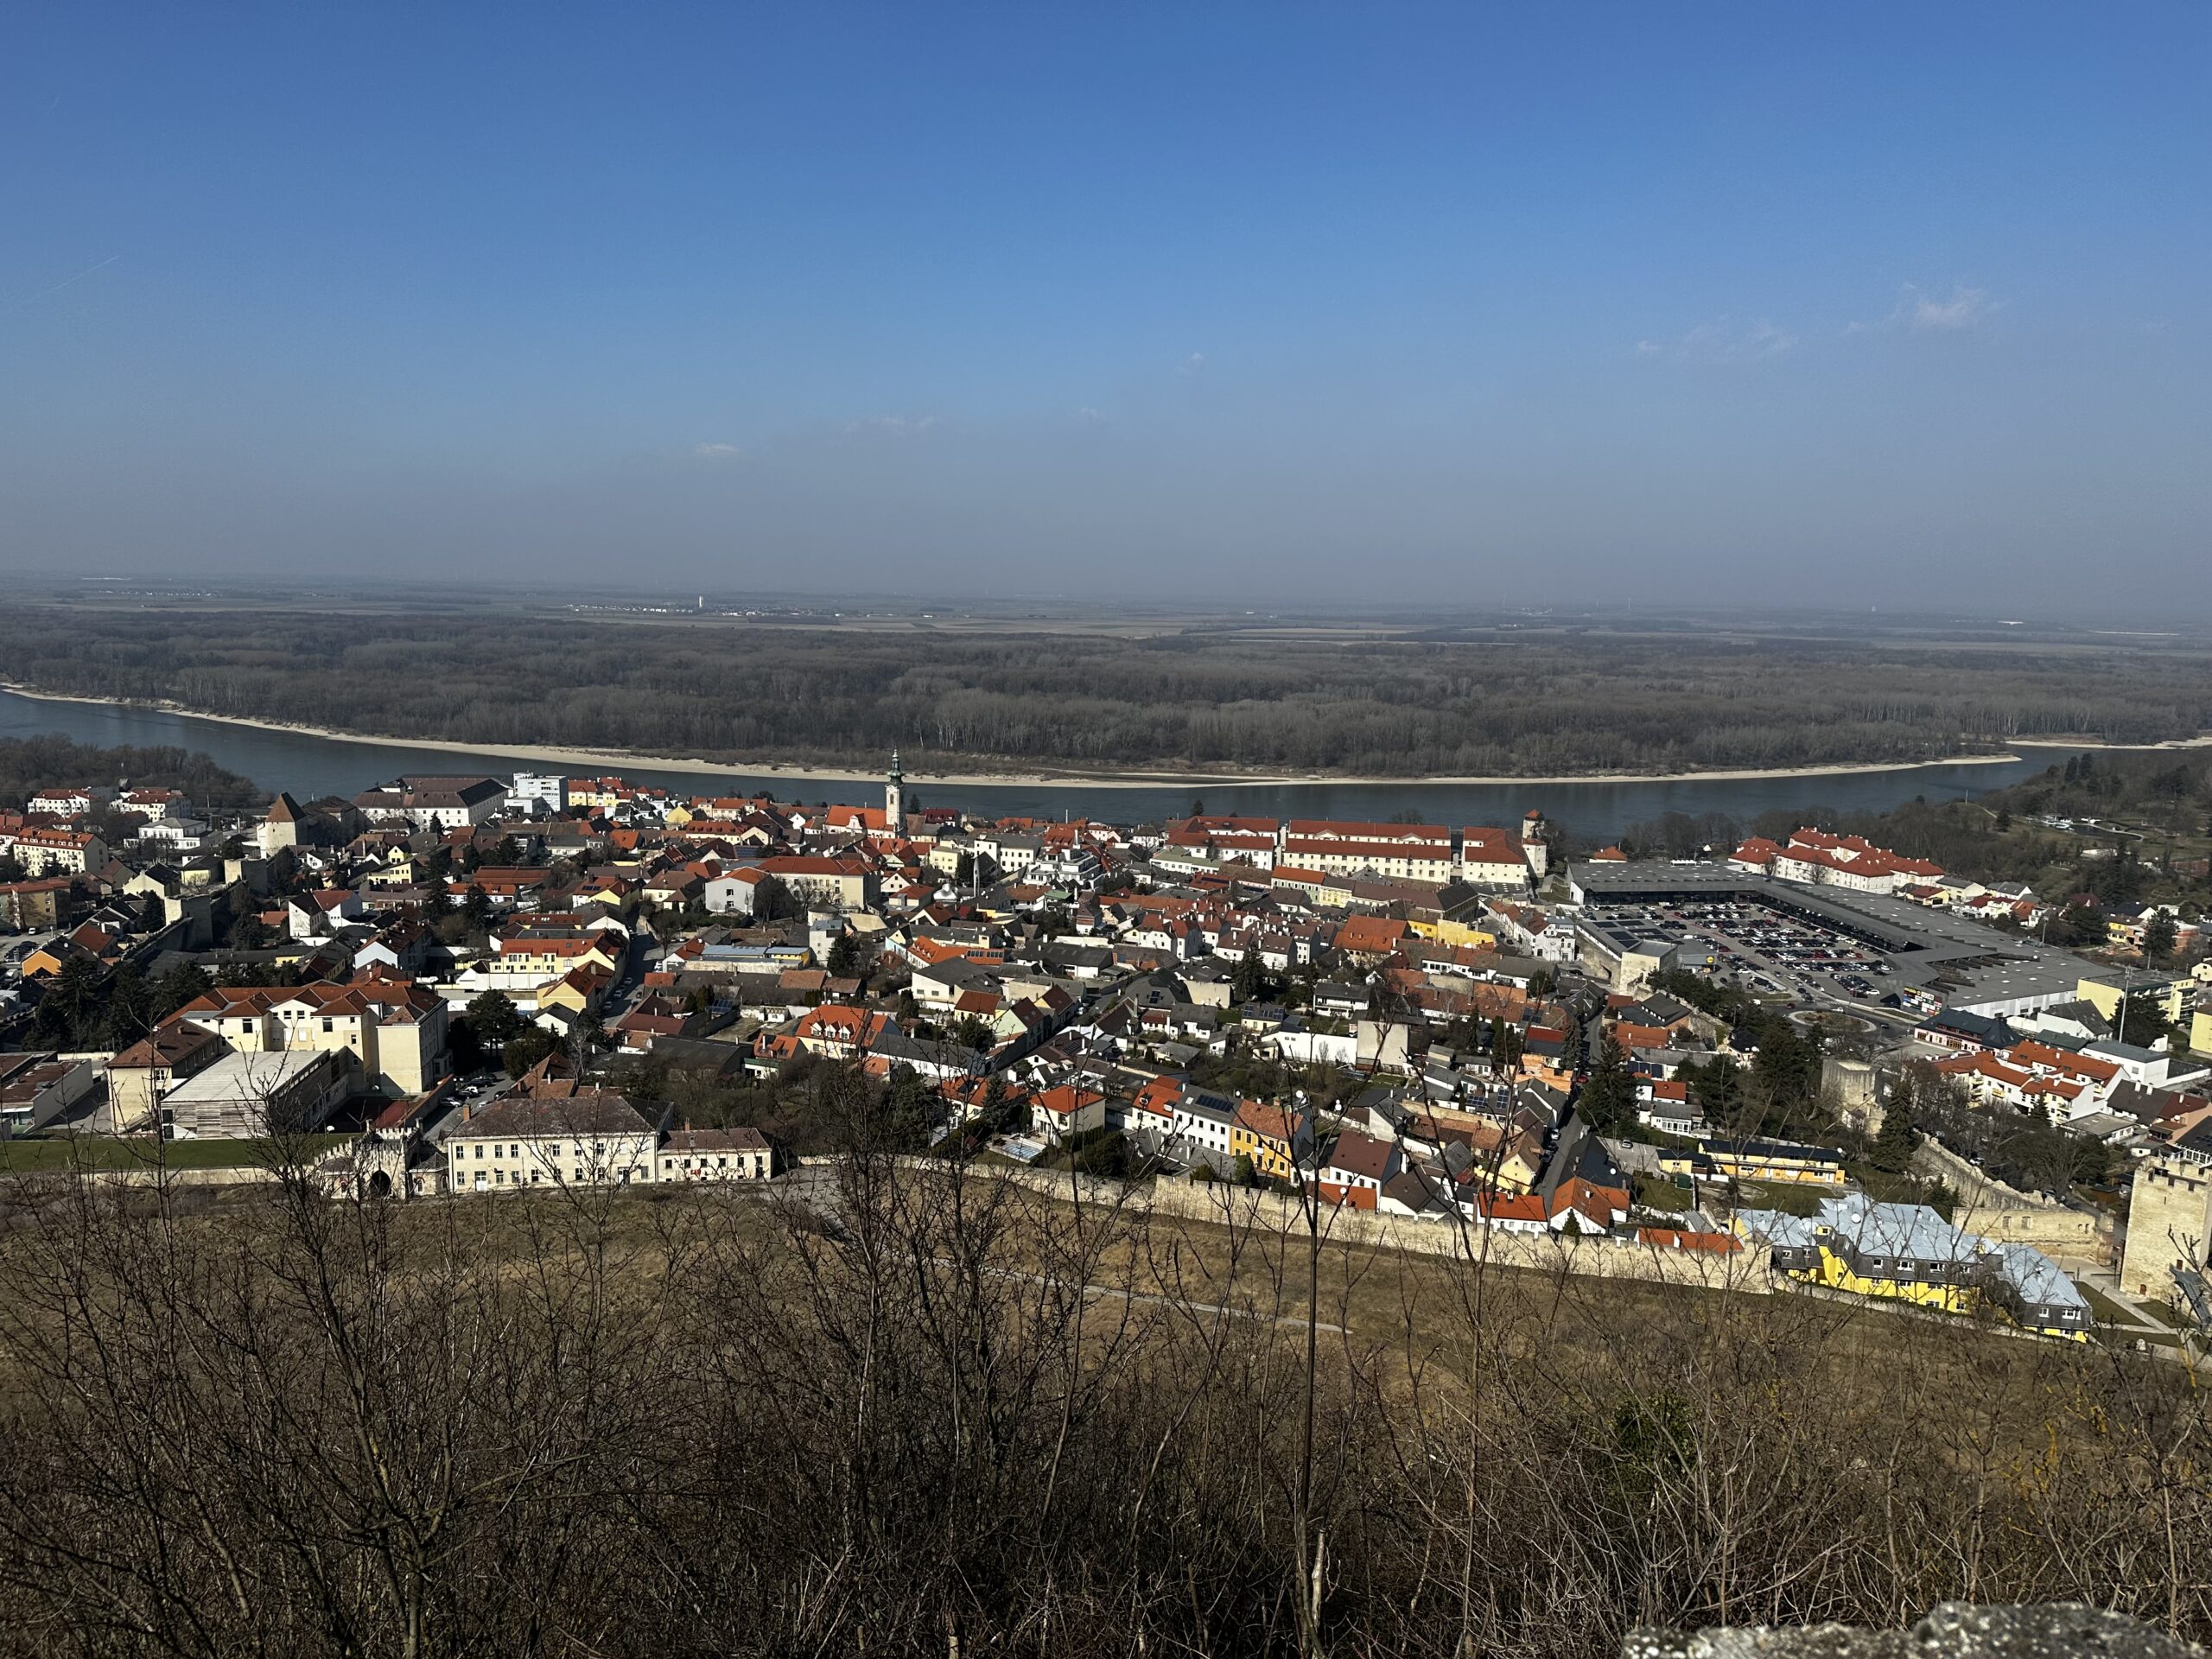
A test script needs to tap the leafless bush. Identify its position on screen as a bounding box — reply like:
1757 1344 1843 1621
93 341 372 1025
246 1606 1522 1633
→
0 1092 2206 1657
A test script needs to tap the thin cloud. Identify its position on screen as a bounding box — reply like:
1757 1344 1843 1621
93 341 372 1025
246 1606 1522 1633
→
843 414 940 437
1635 315 1798 363
1848 282 1996 334
690 442 742 461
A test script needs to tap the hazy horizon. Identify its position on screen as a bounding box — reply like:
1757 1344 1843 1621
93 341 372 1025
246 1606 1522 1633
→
4 4 2207 607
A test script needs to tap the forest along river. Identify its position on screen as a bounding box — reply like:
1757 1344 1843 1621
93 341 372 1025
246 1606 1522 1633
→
0 688 2078 846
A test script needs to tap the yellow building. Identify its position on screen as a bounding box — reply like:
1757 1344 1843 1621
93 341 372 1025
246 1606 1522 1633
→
362 849 418 888
535 966 610 1021
1408 917 1498 950
1663 1136 1848 1188
1734 1196 2091 1340
2077 974 2190 1025
1230 1099 1306 1181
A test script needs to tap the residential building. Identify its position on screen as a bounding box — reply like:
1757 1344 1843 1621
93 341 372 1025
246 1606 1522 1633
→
0 827 107 877
445 1090 667 1191
0 1052 99 1132
1736 1195 2089 1340
353 776 508 830
172 980 448 1097
106 1024 227 1134
655 1126 782 1181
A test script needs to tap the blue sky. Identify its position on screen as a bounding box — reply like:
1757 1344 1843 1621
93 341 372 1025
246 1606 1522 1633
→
2 3 2205 607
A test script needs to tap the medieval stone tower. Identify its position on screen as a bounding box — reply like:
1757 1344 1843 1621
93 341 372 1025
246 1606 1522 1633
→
1520 808 1551 880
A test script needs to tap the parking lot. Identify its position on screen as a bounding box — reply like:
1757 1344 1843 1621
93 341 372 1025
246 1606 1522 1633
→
1593 897 1899 1005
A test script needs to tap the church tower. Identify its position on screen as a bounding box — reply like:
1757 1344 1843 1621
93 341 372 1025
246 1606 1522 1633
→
884 749 905 830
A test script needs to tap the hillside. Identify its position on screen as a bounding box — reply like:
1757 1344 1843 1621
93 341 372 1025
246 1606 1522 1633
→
0 1144 2203 1658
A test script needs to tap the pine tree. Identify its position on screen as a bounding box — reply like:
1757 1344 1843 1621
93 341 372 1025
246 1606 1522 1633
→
2144 909 2177 966
1233 950 1266 1003
1579 1032 1636 1134
1871 1071 1919 1174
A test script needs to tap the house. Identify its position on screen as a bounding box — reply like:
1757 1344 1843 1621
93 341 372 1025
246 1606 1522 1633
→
1466 1190 1551 1233
703 868 771 916
1230 1098 1310 1181
445 1090 667 1191
1033 1084 1107 1146
105 1023 228 1133
0 1051 99 1132
1332 915 1409 963
463 934 625 991
655 1126 783 1182
1540 1120 1631 1232
1314 1130 1401 1210
788 1005 896 1060
1171 1087 1239 1163
288 887 364 940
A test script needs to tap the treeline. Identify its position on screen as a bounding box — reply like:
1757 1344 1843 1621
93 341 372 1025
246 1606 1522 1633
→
1613 748 2212 925
4 607 2210 778
1808 749 2212 916
0 734 266 813
1 1126 2208 1657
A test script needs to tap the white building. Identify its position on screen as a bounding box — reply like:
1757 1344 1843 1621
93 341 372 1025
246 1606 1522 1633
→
512 772 568 812
444 1090 667 1192
352 776 508 830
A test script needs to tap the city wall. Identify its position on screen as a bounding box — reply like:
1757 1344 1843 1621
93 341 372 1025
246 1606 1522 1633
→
1915 1136 2113 1266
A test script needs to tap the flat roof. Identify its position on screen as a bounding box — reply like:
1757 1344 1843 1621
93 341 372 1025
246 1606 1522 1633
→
163 1048 334 1102
1568 861 2095 1013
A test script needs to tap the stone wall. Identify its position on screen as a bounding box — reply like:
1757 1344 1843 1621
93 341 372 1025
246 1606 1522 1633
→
867 1157 1773 1295
1916 1135 2113 1265
1143 1178 1775 1295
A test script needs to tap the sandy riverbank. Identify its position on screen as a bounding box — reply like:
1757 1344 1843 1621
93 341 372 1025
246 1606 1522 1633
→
0 682 2148 791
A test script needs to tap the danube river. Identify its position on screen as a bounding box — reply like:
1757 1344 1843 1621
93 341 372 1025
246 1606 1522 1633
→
0 688 2079 845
